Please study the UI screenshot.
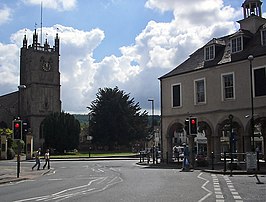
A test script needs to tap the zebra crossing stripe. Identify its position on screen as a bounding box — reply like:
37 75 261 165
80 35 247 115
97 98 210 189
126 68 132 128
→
223 175 243 202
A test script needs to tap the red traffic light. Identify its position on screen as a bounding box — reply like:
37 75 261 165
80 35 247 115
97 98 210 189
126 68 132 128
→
15 123 20 128
189 117 198 135
191 119 196 125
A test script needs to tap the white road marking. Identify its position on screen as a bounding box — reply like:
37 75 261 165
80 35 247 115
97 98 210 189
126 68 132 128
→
13 177 102 202
197 172 212 202
211 174 225 202
47 179 62 181
223 175 243 202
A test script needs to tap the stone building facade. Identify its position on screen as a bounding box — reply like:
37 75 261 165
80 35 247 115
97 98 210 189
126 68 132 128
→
159 0 266 163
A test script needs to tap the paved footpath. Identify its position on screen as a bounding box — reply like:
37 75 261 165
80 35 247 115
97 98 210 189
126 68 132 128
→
0 160 51 185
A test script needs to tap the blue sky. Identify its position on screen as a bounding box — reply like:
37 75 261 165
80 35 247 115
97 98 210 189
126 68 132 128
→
1 0 266 115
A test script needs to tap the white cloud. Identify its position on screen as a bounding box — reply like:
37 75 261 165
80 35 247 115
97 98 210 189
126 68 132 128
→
22 0 76 11
0 0 242 113
0 5 12 25
0 43 19 87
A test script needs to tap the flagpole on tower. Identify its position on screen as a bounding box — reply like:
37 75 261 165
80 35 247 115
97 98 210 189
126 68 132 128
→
40 1 43 45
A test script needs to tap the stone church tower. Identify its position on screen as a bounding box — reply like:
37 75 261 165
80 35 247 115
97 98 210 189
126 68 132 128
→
19 30 61 149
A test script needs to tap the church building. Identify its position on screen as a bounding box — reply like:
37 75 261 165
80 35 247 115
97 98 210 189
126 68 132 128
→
0 30 61 150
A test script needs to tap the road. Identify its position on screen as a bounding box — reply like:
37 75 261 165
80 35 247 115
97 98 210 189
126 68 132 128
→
0 160 265 202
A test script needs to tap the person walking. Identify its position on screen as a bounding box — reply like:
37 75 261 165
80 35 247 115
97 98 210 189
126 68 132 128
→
43 149 50 169
32 148 41 170
182 145 190 171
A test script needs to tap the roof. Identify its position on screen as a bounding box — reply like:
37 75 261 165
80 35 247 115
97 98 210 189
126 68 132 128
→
159 24 266 80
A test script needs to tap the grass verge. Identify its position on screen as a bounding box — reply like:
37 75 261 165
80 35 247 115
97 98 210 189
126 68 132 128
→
50 151 138 159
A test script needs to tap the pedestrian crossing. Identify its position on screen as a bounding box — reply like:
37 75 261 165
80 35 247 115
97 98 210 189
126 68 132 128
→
211 174 243 202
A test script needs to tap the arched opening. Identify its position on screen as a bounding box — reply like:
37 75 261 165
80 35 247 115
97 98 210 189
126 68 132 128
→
218 115 242 160
166 122 185 162
254 117 266 159
198 121 212 159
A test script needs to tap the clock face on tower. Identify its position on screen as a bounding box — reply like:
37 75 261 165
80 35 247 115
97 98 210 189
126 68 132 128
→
42 61 51 71
40 56 53 72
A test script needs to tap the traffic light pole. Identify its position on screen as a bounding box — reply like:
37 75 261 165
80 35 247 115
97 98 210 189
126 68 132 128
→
17 147 20 178
16 85 26 178
187 117 198 170
16 139 22 178
13 119 23 178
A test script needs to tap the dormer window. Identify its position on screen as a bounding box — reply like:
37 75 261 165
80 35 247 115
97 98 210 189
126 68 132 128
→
231 36 243 53
204 45 215 61
261 30 266 46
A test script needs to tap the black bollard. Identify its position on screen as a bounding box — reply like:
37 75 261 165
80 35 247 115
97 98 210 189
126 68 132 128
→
211 152 214 170
224 151 227 173
257 150 260 171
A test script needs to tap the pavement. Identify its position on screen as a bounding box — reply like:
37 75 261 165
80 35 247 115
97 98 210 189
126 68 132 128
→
0 160 51 185
0 157 266 185
137 160 266 175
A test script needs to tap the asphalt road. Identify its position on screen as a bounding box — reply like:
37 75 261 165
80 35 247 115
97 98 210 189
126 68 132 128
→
0 160 265 202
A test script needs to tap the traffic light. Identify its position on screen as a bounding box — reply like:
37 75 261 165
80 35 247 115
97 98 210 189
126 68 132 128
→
189 117 198 135
22 121 29 136
184 119 189 134
12 120 22 140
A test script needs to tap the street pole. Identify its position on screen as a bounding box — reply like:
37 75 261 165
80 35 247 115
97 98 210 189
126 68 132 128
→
248 55 255 152
17 85 26 178
229 114 233 176
148 99 155 164
18 85 26 119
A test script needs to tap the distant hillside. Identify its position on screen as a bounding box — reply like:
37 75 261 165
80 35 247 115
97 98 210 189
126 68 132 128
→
73 114 89 124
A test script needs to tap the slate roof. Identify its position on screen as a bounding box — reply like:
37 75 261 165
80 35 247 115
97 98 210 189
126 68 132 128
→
159 24 266 80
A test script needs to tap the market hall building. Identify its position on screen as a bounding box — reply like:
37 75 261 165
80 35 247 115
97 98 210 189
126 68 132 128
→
159 0 266 163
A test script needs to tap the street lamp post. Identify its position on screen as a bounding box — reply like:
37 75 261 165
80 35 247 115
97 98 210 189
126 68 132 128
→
16 85 26 178
228 114 233 176
248 55 255 152
18 85 26 119
148 99 154 133
148 99 155 164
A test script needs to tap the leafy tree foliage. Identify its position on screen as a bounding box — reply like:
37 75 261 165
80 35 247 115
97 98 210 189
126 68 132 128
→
88 87 148 149
42 112 80 153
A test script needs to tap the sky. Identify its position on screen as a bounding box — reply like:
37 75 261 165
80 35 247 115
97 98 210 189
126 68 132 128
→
1 0 266 115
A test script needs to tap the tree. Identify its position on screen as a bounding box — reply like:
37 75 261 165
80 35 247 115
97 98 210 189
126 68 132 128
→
42 112 80 153
88 86 148 150
0 121 17 159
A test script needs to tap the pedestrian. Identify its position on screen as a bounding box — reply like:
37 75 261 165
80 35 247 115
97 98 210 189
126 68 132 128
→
182 145 190 171
43 149 50 169
32 148 41 170
173 146 179 161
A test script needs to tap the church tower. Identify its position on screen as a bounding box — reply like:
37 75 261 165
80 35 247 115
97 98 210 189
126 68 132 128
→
20 30 61 149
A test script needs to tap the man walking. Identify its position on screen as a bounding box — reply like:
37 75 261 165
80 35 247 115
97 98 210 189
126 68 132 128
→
32 148 41 170
43 149 50 169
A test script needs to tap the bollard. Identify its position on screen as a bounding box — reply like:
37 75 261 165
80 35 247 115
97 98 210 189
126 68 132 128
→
230 152 233 176
211 152 214 170
17 154 20 178
224 151 227 173
257 150 260 171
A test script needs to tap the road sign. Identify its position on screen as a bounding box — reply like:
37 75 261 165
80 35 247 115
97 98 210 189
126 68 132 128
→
246 152 257 171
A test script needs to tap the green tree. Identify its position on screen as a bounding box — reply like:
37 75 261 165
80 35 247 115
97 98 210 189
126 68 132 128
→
88 86 148 150
42 112 80 153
